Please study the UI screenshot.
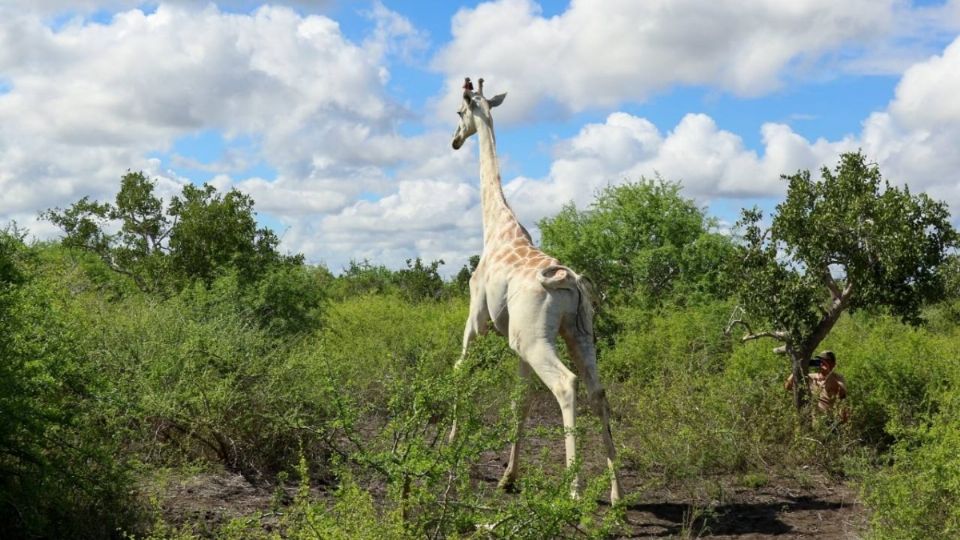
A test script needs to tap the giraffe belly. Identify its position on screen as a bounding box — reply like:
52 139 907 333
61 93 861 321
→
484 281 510 335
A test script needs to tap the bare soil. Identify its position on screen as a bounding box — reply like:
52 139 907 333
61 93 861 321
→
617 474 866 538
157 469 865 538
156 393 868 538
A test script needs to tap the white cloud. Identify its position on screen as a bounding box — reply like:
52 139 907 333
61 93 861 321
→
4 0 960 277
501 35 960 229
278 178 482 271
431 0 906 121
500 113 839 223
0 2 424 228
0 1 489 272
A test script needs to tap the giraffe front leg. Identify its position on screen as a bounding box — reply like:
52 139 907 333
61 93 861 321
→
449 292 488 443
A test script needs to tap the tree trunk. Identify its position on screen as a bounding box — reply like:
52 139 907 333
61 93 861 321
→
789 348 812 414
791 294 848 417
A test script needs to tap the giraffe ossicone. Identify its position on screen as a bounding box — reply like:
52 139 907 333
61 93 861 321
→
448 79 623 503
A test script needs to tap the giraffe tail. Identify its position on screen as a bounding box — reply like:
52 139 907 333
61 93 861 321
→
537 265 576 289
538 266 595 336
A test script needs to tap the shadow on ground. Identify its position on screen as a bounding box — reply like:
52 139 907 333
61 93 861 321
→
626 495 846 537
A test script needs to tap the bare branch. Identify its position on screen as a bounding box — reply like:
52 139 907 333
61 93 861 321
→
741 330 790 343
723 306 748 336
725 306 789 354
725 318 789 343
840 281 854 303
823 268 842 300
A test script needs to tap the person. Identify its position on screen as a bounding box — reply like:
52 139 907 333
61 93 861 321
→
785 350 848 423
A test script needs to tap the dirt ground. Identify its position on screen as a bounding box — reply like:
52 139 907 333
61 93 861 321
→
158 467 865 539
617 473 866 538
157 395 868 538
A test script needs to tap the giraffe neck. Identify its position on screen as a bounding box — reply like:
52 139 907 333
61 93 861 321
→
475 115 526 248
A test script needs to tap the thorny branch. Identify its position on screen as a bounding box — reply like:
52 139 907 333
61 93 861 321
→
725 306 789 354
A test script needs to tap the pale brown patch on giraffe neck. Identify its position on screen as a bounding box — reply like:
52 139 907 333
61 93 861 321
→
475 111 530 248
471 104 558 280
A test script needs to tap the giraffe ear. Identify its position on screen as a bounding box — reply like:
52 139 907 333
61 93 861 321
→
488 93 506 108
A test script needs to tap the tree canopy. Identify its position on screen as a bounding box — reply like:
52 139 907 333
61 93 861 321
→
538 178 734 308
730 151 958 409
44 171 300 293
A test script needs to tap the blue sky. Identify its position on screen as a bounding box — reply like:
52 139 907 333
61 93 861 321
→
2 1 960 273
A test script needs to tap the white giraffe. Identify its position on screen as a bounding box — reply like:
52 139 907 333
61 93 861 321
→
448 80 622 502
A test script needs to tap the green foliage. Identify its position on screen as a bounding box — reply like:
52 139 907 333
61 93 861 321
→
539 178 735 309
393 257 446 302
451 254 480 296
282 468 407 540
90 274 332 479
601 301 735 383
44 171 300 293
0 231 137 538
736 152 957 351
610 334 794 476
332 257 452 302
44 171 170 292
942 254 960 300
250 264 330 336
484 466 627 539
10 164 960 539
864 401 960 539
333 259 398 298
168 183 300 286
734 152 957 415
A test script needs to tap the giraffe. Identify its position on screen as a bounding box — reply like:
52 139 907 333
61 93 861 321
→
449 80 623 503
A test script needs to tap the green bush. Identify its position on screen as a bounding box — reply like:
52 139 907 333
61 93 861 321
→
88 275 333 479
600 301 735 384
824 314 957 449
864 403 960 539
0 233 137 538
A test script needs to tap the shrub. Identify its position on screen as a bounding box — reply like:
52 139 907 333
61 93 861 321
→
88 274 333 480
0 233 137 538
864 404 960 539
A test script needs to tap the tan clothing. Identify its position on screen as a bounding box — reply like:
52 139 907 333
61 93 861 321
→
786 371 847 413
808 371 846 412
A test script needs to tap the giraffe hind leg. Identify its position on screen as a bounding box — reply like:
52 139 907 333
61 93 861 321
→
563 329 623 503
518 340 581 498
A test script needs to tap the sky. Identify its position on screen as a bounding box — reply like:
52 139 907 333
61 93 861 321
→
2 0 960 274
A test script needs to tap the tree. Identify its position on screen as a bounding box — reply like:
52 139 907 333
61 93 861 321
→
44 171 169 291
167 183 299 285
451 254 480 296
45 171 299 292
728 152 957 412
0 229 134 537
394 257 445 302
334 259 398 298
538 178 734 308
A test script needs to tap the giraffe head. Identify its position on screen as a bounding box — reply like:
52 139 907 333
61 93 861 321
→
451 84 506 150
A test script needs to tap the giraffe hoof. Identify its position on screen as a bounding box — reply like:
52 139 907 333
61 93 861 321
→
498 475 520 493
